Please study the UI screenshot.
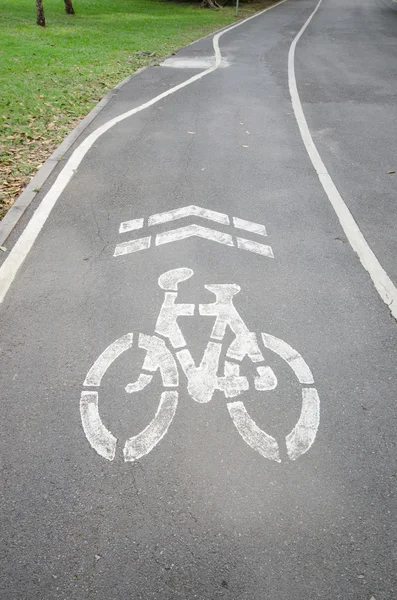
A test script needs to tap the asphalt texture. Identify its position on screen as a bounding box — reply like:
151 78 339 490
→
1 1 396 599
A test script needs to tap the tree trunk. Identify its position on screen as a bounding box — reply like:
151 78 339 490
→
36 0 46 26
64 0 75 15
201 0 221 7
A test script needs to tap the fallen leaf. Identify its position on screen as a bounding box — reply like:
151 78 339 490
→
387 170 395 174
242 145 249 148
240 122 243 125
188 131 196 134
246 131 250 134
0 246 7 252
201 168 205 171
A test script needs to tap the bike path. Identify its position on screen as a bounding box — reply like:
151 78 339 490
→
1 1 396 599
296 0 397 283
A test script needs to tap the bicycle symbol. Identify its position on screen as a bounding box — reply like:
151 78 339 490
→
80 267 320 463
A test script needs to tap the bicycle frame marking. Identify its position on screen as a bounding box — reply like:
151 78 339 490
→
80 268 320 463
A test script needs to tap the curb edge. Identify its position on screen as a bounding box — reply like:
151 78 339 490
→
0 67 148 246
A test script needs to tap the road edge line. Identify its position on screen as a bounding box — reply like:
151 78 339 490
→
288 0 397 320
0 0 287 305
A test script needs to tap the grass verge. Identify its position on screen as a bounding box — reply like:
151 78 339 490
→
0 0 276 218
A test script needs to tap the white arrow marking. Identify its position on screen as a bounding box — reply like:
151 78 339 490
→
84 333 133 386
114 236 151 257
123 391 178 462
286 387 320 460
80 391 117 461
236 237 274 258
148 205 229 227
156 224 234 248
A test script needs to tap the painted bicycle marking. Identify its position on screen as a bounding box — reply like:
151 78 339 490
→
80 268 320 463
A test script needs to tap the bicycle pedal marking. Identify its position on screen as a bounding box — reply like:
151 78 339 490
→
113 205 274 259
80 268 320 463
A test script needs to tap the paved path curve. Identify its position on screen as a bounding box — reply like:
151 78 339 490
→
1 1 396 599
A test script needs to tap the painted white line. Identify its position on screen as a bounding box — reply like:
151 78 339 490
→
236 237 274 258
156 224 234 247
289 0 397 319
161 57 217 69
119 218 144 233
80 391 117 461
84 333 133 386
227 400 281 462
113 236 151 256
0 0 287 305
123 391 178 462
286 387 320 460
261 333 314 384
233 217 267 236
148 205 229 227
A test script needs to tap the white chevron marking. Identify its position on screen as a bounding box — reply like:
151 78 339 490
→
156 224 234 247
148 205 229 227
233 217 267 236
114 236 151 256
236 237 274 258
119 218 144 233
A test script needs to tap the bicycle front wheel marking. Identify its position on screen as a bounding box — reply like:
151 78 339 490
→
227 333 320 462
227 401 281 463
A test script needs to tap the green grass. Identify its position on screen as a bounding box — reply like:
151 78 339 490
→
0 0 272 217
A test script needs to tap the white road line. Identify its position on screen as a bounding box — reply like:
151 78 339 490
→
119 218 144 233
0 0 287 306
236 237 274 258
155 224 234 248
289 0 397 320
113 236 151 256
233 217 267 236
148 205 229 226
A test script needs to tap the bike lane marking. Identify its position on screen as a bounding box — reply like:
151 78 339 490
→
80 267 320 464
113 206 274 257
289 0 397 320
0 0 287 306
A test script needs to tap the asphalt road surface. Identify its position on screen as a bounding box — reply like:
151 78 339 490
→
1 1 396 599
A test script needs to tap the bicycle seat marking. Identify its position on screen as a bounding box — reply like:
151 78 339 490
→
80 268 320 463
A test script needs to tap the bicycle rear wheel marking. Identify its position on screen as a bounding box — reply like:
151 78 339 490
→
84 333 133 387
124 391 178 462
80 391 117 461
